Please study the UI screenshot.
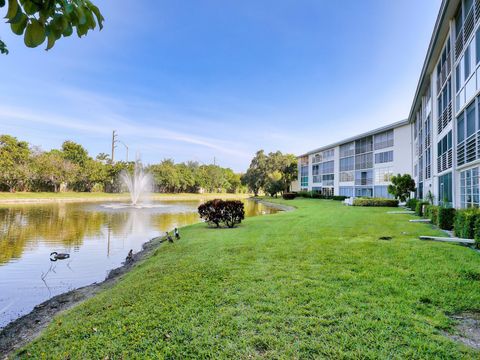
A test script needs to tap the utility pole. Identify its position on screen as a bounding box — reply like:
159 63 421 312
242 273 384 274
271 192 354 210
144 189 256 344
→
111 130 117 163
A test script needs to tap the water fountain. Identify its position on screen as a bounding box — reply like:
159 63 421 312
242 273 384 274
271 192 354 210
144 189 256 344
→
120 161 153 206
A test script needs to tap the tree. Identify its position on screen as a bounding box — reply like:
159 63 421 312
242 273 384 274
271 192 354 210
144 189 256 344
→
33 150 78 192
1 0 104 53
0 134 31 191
242 150 268 196
265 170 283 197
150 159 180 193
61 140 89 166
388 174 416 202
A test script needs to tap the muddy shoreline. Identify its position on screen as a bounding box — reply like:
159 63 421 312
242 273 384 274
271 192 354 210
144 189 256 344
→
0 235 166 357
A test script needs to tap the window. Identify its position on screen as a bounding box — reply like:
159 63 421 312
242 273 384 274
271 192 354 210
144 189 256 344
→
458 116 465 143
312 153 321 164
322 149 334 161
339 171 354 182
465 45 471 81
355 136 373 154
455 7 463 38
476 27 480 64
460 168 479 208
374 186 393 199
322 174 334 186
374 130 394 150
439 172 453 207
467 101 476 138
340 142 354 158
375 167 393 184
312 164 321 183
438 131 453 156
355 170 373 186
300 164 309 188
321 160 334 174
355 153 373 170
339 156 354 171
355 187 373 197
339 187 354 197
374 151 393 164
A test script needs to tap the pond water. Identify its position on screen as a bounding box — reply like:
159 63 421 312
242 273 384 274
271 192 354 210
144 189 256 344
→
0 199 276 329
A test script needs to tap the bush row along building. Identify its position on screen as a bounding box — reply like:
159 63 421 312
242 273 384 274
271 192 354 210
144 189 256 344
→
297 0 480 209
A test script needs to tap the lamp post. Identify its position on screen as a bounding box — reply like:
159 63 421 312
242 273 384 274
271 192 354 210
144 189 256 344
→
117 140 129 162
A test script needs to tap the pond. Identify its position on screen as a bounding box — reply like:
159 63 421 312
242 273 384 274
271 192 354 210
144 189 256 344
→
0 199 276 329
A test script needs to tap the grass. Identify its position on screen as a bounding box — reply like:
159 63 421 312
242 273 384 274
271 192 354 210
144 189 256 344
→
16 198 480 358
0 192 249 202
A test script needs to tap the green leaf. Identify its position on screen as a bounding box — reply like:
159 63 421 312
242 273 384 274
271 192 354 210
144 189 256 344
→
62 23 73 37
10 12 27 35
5 0 18 21
24 19 46 48
46 31 56 50
7 4 22 24
22 1 38 15
87 2 104 30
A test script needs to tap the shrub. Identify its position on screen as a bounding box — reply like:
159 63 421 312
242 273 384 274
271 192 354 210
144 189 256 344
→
454 209 480 238
352 198 399 207
415 201 429 217
437 207 455 230
406 198 418 211
282 192 297 200
332 195 348 201
297 191 312 198
474 216 480 248
198 199 245 228
424 205 439 224
222 200 245 228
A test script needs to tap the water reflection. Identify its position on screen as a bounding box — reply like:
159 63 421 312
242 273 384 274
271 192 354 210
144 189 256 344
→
0 199 275 328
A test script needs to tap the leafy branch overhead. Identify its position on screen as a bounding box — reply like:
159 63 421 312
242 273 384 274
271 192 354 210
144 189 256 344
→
1 0 104 52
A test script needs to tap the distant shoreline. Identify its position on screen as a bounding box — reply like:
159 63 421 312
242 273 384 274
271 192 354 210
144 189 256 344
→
0 192 251 205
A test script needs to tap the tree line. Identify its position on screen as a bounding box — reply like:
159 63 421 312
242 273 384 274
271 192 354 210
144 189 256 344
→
0 134 246 194
241 150 297 196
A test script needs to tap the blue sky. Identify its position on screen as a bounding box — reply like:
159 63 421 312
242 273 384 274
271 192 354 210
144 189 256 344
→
1 0 439 171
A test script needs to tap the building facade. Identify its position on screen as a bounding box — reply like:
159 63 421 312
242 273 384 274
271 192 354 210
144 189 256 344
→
409 0 480 208
298 120 412 198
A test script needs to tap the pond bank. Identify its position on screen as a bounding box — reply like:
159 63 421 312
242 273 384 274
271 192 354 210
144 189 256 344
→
0 193 250 205
0 235 166 356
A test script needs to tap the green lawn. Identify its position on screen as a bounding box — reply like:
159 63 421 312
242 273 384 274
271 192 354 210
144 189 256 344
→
17 199 480 358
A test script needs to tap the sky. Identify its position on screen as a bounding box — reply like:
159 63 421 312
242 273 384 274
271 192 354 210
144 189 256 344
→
0 0 440 172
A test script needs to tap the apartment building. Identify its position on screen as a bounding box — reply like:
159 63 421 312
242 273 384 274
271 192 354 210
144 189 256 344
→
298 120 411 198
410 0 480 208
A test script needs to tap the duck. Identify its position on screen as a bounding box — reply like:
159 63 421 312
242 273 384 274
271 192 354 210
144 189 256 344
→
50 252 70 261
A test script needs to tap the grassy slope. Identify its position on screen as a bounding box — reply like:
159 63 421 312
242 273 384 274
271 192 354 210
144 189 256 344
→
17 199 480 359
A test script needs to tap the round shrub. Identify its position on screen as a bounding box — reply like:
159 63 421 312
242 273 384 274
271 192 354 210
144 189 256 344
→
282 193 297 200
198 199 245 228
415 201 429 217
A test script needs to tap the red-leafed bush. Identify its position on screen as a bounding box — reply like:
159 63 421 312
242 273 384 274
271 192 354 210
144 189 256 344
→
198 199 245 228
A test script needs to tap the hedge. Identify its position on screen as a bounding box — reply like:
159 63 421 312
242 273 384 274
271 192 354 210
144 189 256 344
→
454 209 480 239
352 198 399 207
296 192 347 201
282 193 297 200
474 216 480 248
406 198 418 212
415 201 429 217
424 205 439 224
437 207 455 230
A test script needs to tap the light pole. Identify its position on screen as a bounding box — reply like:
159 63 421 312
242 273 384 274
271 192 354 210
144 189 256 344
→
117 140 129 162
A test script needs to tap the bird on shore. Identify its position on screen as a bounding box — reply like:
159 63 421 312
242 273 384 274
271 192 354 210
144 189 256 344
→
50 252 70 261
125 249 134 263
166 231 174 243
174 228 180 240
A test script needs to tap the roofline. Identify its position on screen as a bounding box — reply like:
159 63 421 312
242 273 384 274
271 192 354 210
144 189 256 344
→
407 0 453 123
298 119 409 158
